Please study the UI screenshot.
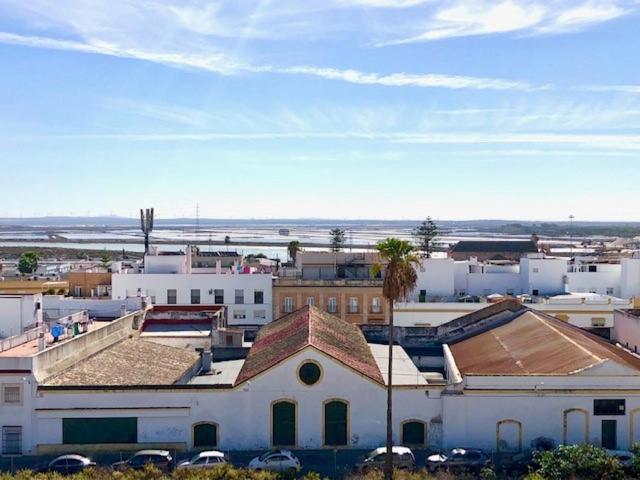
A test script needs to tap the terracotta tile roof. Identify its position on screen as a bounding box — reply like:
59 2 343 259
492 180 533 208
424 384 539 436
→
235 305 384 385
44 339 199 386
450 309 640 375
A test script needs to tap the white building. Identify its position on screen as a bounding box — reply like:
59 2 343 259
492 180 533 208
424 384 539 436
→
4 302 640 456
111 247 273 326
0 293 43 339
413 255 640 301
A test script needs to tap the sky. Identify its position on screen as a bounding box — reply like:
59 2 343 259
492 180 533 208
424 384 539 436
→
0 0 639 221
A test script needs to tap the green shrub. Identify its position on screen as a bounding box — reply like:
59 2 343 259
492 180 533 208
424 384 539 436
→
534 444 623 480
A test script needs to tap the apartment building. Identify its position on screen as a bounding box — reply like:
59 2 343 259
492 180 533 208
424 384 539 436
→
111 247 273 326
274 251 389 323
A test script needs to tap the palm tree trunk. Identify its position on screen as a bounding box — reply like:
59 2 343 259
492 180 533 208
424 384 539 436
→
384 299 394 480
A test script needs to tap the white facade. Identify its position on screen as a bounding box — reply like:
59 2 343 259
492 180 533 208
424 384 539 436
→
413 255 640 301
0 294 43 338
112 273 273 325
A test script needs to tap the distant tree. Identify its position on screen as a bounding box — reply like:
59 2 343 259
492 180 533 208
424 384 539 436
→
17 251 39 275
329 228 346 252
100 252 111 267
224 235 231 245
412 217 439 258
287 240 302 264
534 444 623 480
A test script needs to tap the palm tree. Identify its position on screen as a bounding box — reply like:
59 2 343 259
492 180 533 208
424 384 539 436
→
287 240 302 264
374 238 419 480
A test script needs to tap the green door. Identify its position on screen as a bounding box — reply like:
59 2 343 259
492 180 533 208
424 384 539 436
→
193 423 218 448
602 420 617 449
272 401 296 447
402 422 426 446
324 401 348 446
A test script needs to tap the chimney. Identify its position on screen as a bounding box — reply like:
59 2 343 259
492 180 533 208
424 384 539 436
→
202 350 212 374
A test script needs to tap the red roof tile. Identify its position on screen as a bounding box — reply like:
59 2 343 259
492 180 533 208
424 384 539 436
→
235 305 384 385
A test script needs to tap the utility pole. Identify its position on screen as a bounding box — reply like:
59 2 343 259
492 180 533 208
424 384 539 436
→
569 214 575 258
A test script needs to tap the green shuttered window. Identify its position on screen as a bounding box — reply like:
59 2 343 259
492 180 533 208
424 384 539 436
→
193 423 218 448
402 421 426 446
62 417 137 445
324 401 348 446
272 401 296 447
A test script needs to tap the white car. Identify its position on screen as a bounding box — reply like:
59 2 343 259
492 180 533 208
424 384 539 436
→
248 450 301 473
177 451 227 470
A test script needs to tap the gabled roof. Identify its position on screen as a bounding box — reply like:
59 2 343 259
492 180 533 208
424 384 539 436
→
235 305 384 385
450 240 538 253
450 309 640 376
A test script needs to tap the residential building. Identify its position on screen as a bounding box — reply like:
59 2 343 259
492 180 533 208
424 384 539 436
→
613 299 640 353
274 251 388 323
111 247 272 327
67 269 112 298
4 301 640 455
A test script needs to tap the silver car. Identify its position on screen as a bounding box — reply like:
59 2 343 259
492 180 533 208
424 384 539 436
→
248 450 302 474
177 451 227 470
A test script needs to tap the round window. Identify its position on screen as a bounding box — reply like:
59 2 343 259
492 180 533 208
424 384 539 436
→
298 361 322 386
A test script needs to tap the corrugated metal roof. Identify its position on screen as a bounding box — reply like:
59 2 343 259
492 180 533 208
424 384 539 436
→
235 305 384 386
450 310 640 375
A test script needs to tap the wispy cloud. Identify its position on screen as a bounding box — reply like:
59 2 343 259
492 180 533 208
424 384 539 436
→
378 0 633 45
580 85 640 94
0 31 538 91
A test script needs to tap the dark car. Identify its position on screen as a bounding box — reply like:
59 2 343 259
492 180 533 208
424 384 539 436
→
426 448 491 474
112 450 174 472
39 454 96 475
354 447 416 473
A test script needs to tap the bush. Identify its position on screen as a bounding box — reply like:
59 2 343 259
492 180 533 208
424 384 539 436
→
534 444 623 480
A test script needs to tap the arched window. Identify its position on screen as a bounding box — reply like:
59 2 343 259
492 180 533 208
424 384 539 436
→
401 421 427 447
193 422 218 448
272 400 296 447
324 400 349 446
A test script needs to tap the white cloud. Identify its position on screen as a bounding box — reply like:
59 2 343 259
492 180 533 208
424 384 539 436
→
581 85 640 94
0 31 538 91
379 0 635 45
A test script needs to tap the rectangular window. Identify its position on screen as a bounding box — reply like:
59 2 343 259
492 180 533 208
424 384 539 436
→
167 289 177 304
532 268 539 273
348 297 358 314
233 310 246 320
589 265 597 273
592 317 606 327
63 418 137 444
606 287 614 296
307 297 315 306
283 297 293 313
2 426 22 455
371 297 381 313
2 385 22 405
327 297 337 313
190 289 201 305
254 310 266 320
254 290 264 305
235 289 244 305
594 399 625 416
214 289 224 304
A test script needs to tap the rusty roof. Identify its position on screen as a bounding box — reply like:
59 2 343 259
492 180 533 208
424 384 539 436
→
44 339 199 386
450 309 640 376
235 305 384 386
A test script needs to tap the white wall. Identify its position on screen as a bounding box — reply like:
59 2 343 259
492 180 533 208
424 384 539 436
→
621 259 640 299
33 348 440 452
521 256 568 296
415 259 455 297
43 296 143 319
566 264 622 297
0 294 43 338
112 273 273 325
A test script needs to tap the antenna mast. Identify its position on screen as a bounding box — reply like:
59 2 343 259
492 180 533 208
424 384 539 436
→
140 208 154 255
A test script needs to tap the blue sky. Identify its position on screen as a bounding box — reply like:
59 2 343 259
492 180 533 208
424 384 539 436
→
0 0 639 221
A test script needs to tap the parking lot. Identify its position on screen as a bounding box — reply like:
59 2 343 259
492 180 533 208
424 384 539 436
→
0 448 435 478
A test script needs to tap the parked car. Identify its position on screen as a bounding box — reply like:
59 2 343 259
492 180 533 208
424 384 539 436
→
426 448 490 474
354 446 416 473
248 450 301 474
177 451 227 470
112 450 174 472
38 454 96 474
